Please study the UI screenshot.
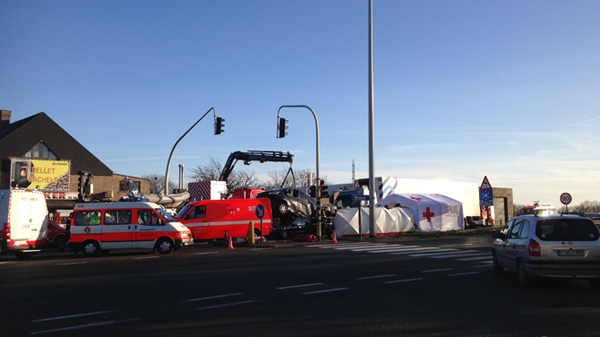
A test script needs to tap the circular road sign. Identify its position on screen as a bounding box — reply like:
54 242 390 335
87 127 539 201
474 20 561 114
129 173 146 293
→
560 192 572 205
255 203 265 220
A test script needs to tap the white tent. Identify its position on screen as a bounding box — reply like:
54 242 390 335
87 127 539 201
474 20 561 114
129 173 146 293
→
376 194 464 232
333 207 414 238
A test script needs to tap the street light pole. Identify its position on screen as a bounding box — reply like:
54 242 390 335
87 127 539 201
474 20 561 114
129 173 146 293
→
164 107 216 195
368 0 376 237
277 105 322 240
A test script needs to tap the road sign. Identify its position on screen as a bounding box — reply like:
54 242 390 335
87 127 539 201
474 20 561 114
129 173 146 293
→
479 189 494 207
255 203 265 219
352 194 372 201
480 176 492 190
560 192 572 205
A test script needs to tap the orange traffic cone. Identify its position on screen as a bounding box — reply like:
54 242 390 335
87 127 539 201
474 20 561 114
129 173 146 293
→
227 236 234 249
332 231 338 244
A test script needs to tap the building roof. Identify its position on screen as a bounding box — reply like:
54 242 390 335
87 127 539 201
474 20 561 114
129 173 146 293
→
0 112 113 176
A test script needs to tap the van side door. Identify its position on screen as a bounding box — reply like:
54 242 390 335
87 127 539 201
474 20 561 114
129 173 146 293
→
101 209 134 249
207 202 234 240
134 209 165 249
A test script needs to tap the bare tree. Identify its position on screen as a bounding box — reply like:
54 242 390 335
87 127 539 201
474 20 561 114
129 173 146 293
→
142 174 177 194
189 157 260 192
262 167 329 191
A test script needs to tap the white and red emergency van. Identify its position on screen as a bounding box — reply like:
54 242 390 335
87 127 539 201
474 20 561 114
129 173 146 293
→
0 189 49 259
175 198 273 240
68 201 193 256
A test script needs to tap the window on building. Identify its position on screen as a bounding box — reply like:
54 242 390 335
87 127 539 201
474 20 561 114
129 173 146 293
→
120 180 141 192
24 142 58 159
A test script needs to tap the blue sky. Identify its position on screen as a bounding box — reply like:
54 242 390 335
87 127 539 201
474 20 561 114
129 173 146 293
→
1 0 599 206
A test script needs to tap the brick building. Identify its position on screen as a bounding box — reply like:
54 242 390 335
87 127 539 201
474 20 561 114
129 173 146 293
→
0 110 150 210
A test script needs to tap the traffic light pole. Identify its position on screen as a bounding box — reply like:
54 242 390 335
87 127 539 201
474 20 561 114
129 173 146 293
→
165 107 218 195
277 105 321 240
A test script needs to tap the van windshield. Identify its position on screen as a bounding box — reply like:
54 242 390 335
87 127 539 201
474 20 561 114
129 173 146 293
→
155 207 175 222
536 218 600 241
175 204 193 219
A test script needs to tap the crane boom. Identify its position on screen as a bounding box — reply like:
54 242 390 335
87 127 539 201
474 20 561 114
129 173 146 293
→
218 150 294 182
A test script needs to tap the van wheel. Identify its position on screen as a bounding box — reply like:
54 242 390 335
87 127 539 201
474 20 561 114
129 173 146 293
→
156 238 174 254
82 241 100 256
14 251 33 260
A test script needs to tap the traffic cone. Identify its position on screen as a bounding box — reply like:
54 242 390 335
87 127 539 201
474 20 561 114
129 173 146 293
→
332 231 338 244
227 236 234 250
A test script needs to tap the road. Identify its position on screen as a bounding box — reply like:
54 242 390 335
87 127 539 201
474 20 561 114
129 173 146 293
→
1 236 599 337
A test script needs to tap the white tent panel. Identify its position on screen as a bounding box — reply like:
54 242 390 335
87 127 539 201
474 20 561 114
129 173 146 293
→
333 207 414 238
376 193 464 232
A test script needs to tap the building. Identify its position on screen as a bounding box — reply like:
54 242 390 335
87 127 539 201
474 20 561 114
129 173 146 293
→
0 110 150 210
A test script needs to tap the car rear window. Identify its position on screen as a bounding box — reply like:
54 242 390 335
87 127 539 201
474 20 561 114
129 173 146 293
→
535 218 600 241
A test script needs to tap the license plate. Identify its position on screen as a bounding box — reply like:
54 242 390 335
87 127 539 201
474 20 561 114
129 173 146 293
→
557 250 584 256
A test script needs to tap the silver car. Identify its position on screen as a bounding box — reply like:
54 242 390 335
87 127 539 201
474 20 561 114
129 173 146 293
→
492 215 600 287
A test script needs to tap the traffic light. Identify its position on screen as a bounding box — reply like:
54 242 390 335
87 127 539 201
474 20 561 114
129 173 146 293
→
78 175 84 199
214 117 225 135
319 179 329 199
308 186 316 198
277 117 288 138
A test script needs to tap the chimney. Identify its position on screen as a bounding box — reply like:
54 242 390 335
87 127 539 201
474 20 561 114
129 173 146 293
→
1 110 11 133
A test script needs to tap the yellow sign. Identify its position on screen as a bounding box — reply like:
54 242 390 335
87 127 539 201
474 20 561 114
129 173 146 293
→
11 159 70 191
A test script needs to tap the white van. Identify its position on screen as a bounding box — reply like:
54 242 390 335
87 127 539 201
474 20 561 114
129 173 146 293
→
68 201 193 256
0 189 49 259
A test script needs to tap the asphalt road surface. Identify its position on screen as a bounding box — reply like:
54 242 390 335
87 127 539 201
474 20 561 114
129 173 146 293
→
1 236 599 337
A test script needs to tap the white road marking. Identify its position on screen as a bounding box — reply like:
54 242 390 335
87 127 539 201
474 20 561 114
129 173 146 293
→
31 318 139 335
32 310 116 322
277 283 323 290
57 262 88 266
357 274 397 280
196 300 256 310
448 272 480 276
383 278 424 284
431 252 489 259
407 249 461 257
193 252 219 255
455 256 492 261
182 293 243 302
303 288 349 295
387 248 444 255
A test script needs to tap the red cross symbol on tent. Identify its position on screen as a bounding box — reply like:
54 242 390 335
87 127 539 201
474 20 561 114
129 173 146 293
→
410 196 422 201
422 207 435 223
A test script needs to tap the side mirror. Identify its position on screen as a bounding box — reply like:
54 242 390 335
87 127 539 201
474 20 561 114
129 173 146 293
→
492 232 505 239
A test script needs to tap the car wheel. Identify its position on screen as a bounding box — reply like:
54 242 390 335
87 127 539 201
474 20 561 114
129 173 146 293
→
82 241 100 256
277 202 289 216
517 261 531 287
156 238 174 254
492 252 503 274
14 251 33 260
588 278 600 289
54 235 67 251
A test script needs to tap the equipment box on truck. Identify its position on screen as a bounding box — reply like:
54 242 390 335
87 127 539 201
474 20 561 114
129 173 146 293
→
68 201 193 256
176 198 273 240
0 189 49 259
